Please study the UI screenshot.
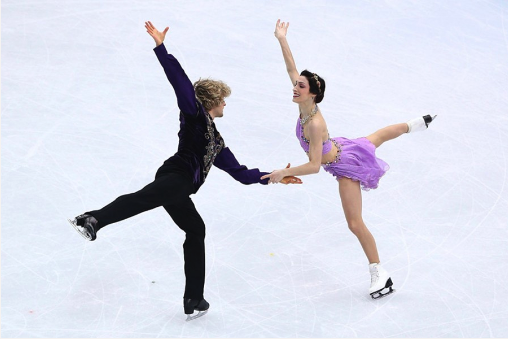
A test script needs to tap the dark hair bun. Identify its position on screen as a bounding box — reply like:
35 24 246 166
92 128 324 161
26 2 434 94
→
300 69 325 103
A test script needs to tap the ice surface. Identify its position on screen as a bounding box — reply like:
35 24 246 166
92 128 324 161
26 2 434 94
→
2 0 508 337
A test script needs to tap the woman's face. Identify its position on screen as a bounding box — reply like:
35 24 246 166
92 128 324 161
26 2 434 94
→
292 76 313 104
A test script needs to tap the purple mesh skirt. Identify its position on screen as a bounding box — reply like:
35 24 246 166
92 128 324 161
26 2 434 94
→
323 137 389 191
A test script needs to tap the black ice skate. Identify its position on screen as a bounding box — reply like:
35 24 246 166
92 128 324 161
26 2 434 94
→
406 114 437 133
369 263 395 300
68 214 98 241
184 298 209 321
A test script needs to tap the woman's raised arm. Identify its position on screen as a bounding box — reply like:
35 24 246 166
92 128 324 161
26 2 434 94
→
274 19 299 85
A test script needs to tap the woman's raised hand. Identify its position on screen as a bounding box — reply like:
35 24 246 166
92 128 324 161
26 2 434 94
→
274 19 289 40
145 21 169 47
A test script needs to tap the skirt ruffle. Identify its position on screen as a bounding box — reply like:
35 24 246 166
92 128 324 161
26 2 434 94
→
323 137 389 191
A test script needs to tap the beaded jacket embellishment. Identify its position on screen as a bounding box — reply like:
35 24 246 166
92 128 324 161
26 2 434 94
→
203 113 224 177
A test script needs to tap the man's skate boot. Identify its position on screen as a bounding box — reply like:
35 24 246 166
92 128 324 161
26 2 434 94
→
369 263 395 299
68 214 98 241
184 298 209 321
406 114 437 133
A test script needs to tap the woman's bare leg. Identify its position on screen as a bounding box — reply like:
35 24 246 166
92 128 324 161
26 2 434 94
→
338 177 380 263
366 123 408 148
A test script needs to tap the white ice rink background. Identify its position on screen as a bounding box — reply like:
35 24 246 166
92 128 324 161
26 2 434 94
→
2 0 508 337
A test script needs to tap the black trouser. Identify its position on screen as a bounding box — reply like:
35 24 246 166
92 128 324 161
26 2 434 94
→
87 171 206 300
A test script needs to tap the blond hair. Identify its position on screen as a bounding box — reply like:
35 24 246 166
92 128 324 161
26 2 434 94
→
193 78 231 111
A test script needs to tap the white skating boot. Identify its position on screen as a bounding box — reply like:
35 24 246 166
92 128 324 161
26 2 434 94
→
369 263 395 299
406 114 437 133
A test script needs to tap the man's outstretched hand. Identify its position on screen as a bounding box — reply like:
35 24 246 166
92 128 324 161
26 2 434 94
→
281 175 302 184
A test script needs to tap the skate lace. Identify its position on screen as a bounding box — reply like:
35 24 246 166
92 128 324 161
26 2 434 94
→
370 269 379 284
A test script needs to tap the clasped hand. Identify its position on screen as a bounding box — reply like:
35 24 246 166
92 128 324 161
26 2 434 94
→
261 163 302 185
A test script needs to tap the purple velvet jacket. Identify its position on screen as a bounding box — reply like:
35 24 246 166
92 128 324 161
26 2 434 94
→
153 43 269 192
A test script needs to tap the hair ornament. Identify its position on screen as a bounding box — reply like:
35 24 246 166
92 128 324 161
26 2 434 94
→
312 73 321 92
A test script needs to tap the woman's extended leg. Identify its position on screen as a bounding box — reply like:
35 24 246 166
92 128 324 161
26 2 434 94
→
338 177 380 263
365 123 408 148
366 114 438 148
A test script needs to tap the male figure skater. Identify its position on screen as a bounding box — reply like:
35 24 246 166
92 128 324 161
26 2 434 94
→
69 21 301 321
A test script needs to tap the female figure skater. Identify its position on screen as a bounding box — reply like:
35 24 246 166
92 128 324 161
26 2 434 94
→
262 20 437 299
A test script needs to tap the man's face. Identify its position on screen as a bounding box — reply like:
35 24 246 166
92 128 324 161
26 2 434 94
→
210 99 226 119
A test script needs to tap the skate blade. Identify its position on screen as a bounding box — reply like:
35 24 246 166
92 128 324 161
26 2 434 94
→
186 310 208 322
371 287 396 300
68 219 91 241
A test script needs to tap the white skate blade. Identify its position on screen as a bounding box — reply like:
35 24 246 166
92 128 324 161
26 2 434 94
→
68 219 91 240
371 287 396 300
185 310 208 322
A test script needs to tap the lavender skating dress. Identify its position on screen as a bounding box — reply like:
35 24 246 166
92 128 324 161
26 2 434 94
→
296 118 389 191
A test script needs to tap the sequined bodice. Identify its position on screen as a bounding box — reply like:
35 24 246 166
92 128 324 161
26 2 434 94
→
296 117 333 154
